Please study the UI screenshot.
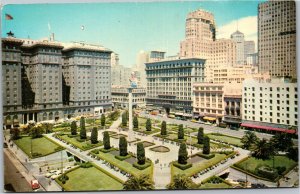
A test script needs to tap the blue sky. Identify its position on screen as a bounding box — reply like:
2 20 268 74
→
2 1 264 67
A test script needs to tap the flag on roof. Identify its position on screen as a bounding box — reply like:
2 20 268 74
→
5 14 13 20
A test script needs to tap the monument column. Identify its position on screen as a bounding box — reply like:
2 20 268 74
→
128 88 134 142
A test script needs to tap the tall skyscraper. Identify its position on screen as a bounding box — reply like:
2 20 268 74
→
180 9 216 59
180 9 236 82
258 0 296 78
231 30 245 65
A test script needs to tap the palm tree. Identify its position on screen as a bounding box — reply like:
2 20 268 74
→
241 131 258 150
123 174 154 190
270 133 294 152
251 138 273 160
286 147 298 162
167 174 196 189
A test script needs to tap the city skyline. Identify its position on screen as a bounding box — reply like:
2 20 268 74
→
2 1 264 67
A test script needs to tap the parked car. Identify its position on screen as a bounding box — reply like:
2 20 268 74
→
50 171 62 180
45 170 58 178
30 180 40 190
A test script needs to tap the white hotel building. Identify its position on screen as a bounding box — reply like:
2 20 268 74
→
241 77 298 134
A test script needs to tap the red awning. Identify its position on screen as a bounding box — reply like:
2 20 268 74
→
241 123 296 134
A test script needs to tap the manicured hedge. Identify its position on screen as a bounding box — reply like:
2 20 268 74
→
115 154 132 161
173 161 193 170
197 153 215 159
133 161 151 170
99 147 115 153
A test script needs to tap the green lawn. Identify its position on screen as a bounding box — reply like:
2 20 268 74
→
172 154 228 177
207 133 242 147
14 136 64 158
199 182 231 189
58 134 103 151
57 167 123 191
234 156 297 181
92 150 153 178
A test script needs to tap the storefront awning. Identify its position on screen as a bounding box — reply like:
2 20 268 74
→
241 123 296 134
203 116 216 121
175 112 183 116
183 113 193 117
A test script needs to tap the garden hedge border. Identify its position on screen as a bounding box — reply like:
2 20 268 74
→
173 161 193 170
132 161 151 170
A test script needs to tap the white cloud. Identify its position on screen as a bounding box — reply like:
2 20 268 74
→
217 16 258 51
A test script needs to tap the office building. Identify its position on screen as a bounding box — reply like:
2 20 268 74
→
258 1 296 78
146 58 206 116
180 9 236 82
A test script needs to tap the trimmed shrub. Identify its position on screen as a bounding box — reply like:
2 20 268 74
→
115 154 131 161
80 117 87 139
137 143 145 165
103 131 111 149
202 136 210 154
178 143 188 165
160 121 166 135
178 124 184 139
80 162 93 168
133 116 139 129
133 161 151 170
256 165 278 180
70 121 77 135
197 127 204 144
119 136 128 156
146 118 152 131
101 114 106 127
197 153 215 159
173 161 193 170
91 127 98 144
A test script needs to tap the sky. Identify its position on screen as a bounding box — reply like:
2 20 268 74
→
2 0 265 67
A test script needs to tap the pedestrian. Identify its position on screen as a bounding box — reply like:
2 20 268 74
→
49 180 51 185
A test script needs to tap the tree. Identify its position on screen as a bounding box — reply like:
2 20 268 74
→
178 143 188 164
123 174 154 190
241 131 258 150
178 124 184 139
119 136 128 156
11 128 20 140
202 136 210 154
197 127 204 144
133 116 139 129
30 125 45 138
101 114 106 127
287 147 298 162
146 118 152 131
167 174 196 189
80 117 86 139
70 121 77 135
251 138 273 160
270 133 293 152
137 142 145 165
122 112 127 127
91 127 98 144
42 123 54 133
160 121 166 135
103 131 111 149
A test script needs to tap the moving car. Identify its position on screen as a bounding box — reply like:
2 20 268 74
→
31 180 40 190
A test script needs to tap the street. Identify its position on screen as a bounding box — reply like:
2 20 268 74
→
4 149 33 192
